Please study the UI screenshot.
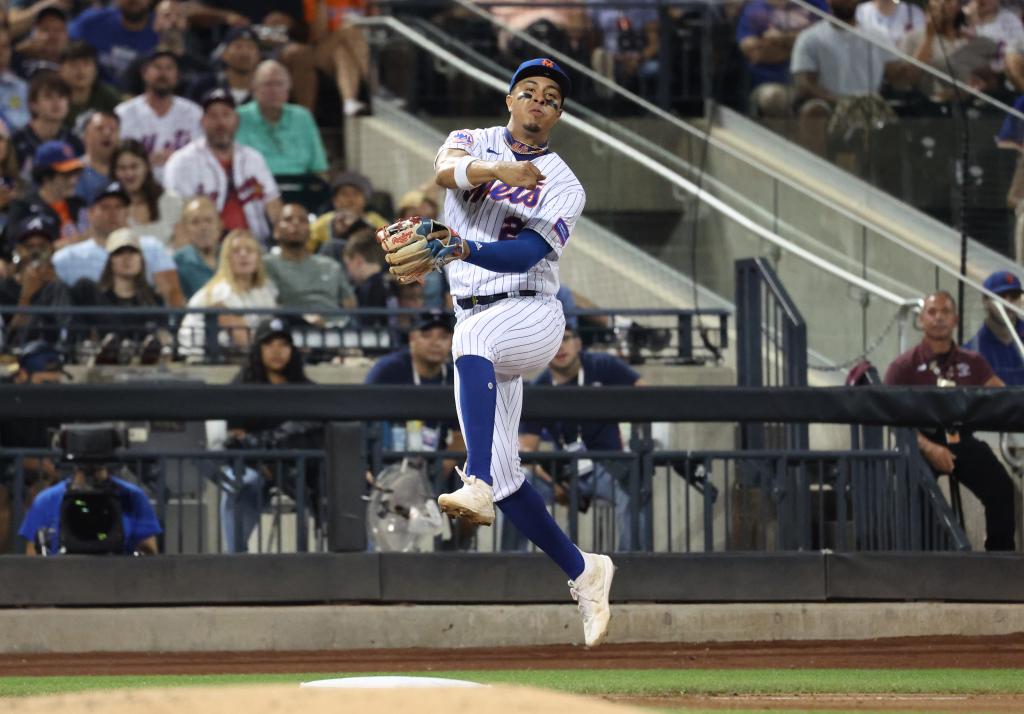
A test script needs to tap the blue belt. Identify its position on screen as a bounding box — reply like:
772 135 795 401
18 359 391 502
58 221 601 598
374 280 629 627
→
456 290 539 309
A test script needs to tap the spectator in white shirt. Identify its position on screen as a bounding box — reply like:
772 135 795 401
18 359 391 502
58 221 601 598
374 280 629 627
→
111 139 184 247
966 0 1024 87
115 48 201 178
163 89 282 246
855 0 926 47
177 228 277 357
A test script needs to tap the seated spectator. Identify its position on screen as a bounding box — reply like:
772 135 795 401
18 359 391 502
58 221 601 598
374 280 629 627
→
0 25 30 130
395 190 439 220
589 0 660 96
305 0 372 116
164 89 282 246
69 0 158 90
215 317 318 553
364 311 471 549
173 196 222 298
71 228 169 361
178 228 278 356
965 270 1024 384
900 0 1001 99
855 0 926 48
341 228 391 324
5 140 84 249
187 26 260 107
0 340 65 553
490 0 590 60
966 0 1024 88
884 290 1016 551
791 0 906 155
115 49 202 178
186 1 319 111
74 110 121 206
52 181 184 307
18 448 161 556
0 215 70 346
111 139 184 247
59 42 122 129
736 0 828 117
123 0 211 97
236 60 328 177
507 324 647 552
12 72 83 178
13 6 69 79
265 202 355 323
309 171 388 254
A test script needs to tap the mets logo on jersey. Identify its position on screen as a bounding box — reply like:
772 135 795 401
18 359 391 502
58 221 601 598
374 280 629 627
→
450 130 474 149
554 218 570 245
464 180 543 208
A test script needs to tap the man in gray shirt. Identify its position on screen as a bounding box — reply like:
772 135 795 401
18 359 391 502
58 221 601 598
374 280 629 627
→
264 203 355 325
790 0 906 154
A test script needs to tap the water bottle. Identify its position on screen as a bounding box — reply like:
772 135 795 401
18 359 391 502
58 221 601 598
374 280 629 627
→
392 424 407 452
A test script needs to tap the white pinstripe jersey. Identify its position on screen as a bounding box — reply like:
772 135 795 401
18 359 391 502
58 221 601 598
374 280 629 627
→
435 126 586 298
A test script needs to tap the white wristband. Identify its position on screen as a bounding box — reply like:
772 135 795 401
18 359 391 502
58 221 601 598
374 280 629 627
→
453 155 478 190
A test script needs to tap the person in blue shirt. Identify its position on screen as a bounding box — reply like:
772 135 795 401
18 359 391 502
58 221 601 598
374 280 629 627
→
966 270 1024 385
18 462 161 556
365 311 471 548
509 325 647 552
69 0 158 90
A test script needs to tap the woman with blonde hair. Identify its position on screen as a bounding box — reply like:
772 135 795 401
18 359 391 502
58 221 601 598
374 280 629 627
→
178 229 278 357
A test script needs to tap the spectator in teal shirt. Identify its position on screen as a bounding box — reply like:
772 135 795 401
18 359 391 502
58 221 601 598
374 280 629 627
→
173 196 221 299
236 60 328 178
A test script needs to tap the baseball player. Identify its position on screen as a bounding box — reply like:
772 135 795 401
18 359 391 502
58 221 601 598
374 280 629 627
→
375 59 613 647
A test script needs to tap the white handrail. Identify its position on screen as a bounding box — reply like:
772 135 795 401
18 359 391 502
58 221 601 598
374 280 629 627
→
359 14 916 308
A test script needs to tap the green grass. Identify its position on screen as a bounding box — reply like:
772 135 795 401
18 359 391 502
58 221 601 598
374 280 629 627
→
1 668 1023 699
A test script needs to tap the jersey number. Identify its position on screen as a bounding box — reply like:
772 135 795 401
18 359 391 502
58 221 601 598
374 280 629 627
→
499 217 524 241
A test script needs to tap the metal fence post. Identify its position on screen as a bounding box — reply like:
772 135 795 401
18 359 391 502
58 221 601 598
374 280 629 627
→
326 421 367 552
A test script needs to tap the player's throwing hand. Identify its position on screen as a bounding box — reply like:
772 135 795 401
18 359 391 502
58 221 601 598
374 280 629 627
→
493 161 545 189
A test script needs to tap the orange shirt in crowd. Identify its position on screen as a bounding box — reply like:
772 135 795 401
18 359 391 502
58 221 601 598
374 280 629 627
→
304 0 368 31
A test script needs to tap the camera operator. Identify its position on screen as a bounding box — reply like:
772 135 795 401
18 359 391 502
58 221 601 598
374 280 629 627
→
17 424 161 556
210 317 322 552
0 215 71 347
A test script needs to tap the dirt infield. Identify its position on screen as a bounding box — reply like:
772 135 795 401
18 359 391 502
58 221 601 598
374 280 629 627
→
3 633 1024 676
6 684 651 714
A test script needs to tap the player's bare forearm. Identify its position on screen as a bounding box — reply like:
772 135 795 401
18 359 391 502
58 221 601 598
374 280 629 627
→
435 149 545 189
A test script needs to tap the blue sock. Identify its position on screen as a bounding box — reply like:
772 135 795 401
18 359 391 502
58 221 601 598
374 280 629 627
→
455 355 496 486
499 481 586 579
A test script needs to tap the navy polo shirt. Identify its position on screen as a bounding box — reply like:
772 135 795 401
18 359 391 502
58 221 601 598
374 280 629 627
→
365 348 455 449
966 321 1024 386
522 351 641 451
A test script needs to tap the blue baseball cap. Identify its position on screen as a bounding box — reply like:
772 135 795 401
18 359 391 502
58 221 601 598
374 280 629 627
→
33 140 82 174
983 270 1023 296
509 58 572 100
18 340 70 376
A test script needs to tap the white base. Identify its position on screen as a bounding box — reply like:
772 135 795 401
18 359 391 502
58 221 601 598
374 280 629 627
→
300 676 486 689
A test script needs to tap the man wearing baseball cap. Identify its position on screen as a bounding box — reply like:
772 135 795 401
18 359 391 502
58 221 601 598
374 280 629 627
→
5 140 84 248
966 270 1024 385
188 26 261 108
0 215 70 344
164 88 282 245
308 170 387 254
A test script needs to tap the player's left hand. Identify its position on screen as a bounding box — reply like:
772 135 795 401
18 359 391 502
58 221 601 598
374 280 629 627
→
376 217 470 283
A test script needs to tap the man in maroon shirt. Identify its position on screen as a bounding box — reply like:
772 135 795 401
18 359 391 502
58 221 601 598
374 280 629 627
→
884 291 1016 550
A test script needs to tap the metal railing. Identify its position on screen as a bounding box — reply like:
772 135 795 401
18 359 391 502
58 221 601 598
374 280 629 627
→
0 305 728 366
736 257 808 449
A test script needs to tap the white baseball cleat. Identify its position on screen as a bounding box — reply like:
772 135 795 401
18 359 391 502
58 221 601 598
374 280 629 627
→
569 551 615 647
437 467 495 526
